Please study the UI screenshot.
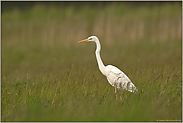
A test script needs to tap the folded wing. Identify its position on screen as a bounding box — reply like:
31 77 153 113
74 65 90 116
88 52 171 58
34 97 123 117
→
106 65 138 93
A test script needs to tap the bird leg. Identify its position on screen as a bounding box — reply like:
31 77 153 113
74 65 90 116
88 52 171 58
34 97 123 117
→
115 88 117 100
115 88 122 101
120 95 122 101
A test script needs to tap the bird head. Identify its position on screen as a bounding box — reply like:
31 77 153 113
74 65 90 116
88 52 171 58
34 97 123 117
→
78 36 98 43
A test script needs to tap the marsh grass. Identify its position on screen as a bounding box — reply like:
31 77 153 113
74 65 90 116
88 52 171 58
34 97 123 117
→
1 2 182 121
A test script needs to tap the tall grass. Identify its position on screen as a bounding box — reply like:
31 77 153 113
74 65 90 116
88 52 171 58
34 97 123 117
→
1 2 182 121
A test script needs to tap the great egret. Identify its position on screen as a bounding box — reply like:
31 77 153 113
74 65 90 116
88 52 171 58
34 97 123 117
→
78 36 138 99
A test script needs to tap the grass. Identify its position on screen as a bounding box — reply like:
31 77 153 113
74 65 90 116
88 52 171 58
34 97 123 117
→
1 2 182 121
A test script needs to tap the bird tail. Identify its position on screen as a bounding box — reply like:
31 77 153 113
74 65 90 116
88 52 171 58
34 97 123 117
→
126 82 138 93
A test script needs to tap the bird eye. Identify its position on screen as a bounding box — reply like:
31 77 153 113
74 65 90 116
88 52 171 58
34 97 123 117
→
89 38 92 40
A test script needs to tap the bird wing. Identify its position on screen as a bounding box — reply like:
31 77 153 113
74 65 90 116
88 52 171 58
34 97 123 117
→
106 65 137 93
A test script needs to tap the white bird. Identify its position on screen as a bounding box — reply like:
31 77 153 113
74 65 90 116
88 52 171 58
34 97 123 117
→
78 36 138 99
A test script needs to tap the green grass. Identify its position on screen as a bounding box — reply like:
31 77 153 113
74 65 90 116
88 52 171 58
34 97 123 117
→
1 2 182 121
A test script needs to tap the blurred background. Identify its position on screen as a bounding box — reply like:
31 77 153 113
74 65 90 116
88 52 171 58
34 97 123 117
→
2 1 181 47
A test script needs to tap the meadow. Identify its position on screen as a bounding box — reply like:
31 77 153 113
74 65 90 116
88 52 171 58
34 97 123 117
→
1 2 182 121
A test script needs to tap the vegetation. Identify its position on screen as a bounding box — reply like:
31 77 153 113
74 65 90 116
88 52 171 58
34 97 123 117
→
1 2 182 121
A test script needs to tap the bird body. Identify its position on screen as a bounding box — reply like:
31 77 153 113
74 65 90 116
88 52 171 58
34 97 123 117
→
78 36 138 94
105 65 137 93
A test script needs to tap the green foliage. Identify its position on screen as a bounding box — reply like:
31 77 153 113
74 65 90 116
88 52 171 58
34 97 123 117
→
1 2 182 121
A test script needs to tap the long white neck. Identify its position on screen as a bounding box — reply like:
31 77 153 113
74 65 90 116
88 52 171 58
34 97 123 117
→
95 39 106 75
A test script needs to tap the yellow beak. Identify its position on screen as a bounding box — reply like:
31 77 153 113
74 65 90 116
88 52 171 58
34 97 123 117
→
78 39 89 43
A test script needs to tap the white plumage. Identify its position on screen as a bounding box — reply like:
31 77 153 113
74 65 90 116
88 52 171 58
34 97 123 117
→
78 36 138 97
105 65 137 93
